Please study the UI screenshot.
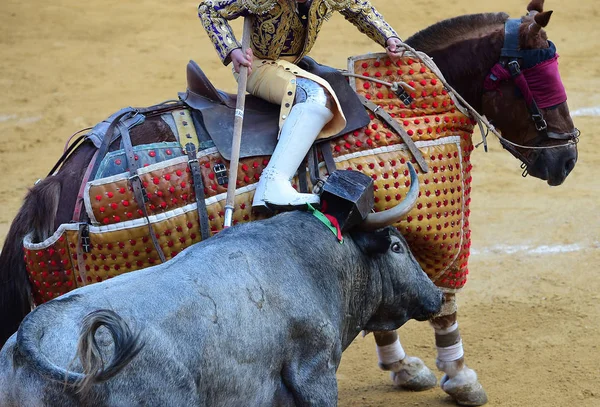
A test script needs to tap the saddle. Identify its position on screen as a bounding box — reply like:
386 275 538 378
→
178 59 370 160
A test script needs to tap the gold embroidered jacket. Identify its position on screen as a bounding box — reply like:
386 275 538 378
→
198 0 399 65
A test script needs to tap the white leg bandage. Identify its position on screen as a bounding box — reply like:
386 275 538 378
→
376 339 406 365
436 322 459 335
435 323 464 362
437 341 464 362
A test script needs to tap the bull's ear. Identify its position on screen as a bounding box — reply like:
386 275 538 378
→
350 229 392 256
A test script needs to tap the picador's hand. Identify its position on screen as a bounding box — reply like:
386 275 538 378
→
231 48 253 75
386 37 406 61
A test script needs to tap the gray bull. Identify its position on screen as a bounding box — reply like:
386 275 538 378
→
0 207 442 406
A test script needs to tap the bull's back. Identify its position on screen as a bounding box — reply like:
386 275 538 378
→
3 241 327 403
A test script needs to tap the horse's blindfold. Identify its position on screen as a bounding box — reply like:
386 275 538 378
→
484 41 567 109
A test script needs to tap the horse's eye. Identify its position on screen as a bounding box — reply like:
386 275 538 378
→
391 242 403 253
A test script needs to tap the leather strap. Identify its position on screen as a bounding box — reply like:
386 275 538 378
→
76 110 136 255
137 100 184 118
185 143 211 240
500 19 523 59
72 150 100 222
173 109 201 152
46 135 86 177
320 143 337 175
297 161 309 193
88 109 137 180
358 95 429 173
307 146 321 186
173 108 210 239
119 121 167 263
76 224 89 285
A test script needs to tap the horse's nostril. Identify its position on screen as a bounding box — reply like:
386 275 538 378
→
564 158 576 174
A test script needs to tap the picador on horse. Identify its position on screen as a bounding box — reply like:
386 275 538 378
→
199 0 405 210
0 0 581 405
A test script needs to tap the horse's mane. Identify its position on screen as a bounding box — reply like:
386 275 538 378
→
406 12 510 53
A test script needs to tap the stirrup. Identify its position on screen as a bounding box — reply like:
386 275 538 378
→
252 188 321 212
253 196 321 213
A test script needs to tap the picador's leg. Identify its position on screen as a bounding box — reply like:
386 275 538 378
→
252 78 333 210
432 293 488 406
374 330 437 391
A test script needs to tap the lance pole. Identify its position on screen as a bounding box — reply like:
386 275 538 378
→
224 17 253 228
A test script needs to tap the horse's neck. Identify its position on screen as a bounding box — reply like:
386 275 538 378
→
414 32 503 113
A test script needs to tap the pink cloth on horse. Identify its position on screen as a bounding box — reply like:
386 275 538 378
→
484 55 567 109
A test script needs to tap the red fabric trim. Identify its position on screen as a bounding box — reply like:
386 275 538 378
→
324 214 343 241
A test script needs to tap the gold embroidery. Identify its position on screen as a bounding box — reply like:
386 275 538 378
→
287 12 306 55
250 3 291 59
323 0 352 11
199 0 399 64
199 0 246 63
241 0 277 15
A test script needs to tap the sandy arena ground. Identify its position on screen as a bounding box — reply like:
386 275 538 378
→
1 1 599 405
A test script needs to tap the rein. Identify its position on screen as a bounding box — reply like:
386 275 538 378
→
348 24 579 176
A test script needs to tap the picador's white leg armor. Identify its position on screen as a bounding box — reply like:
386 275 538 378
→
252 78 333 209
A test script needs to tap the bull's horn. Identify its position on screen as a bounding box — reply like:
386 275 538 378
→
360 162 419 231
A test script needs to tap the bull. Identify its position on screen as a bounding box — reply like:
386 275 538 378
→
0 169 442 406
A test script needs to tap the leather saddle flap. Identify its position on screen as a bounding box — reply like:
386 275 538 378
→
297 56 371 140
193 104 279 160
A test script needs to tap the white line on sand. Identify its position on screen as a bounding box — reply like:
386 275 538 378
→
0 114 42 124
471 242 599 256
0 114 17 122
572 106 600 117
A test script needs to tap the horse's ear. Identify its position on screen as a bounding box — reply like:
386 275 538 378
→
534 10 553 28
527 0 545 14
530 10 553 35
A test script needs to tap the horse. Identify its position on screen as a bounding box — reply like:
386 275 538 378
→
0 1 578 405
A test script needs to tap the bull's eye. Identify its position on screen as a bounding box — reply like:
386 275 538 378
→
391 242 403 253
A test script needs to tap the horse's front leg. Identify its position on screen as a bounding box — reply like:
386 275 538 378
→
374 330 437 391
431 293 488 406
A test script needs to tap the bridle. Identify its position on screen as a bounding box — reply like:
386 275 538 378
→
340 18 580 177
485 18 580 176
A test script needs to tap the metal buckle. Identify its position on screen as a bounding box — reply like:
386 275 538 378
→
520 162 529 178
508 60 521 76
312 178 326 195
128 173 149 202
80 224 91 253
213 163 228 186
532 114 548 131
394 87 413 106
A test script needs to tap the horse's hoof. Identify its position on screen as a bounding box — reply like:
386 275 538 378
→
440 372 488 406
381 356 438 392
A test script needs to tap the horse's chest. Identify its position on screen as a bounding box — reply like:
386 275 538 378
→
336 54 476 291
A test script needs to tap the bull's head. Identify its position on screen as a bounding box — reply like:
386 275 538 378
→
351 163 443 330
